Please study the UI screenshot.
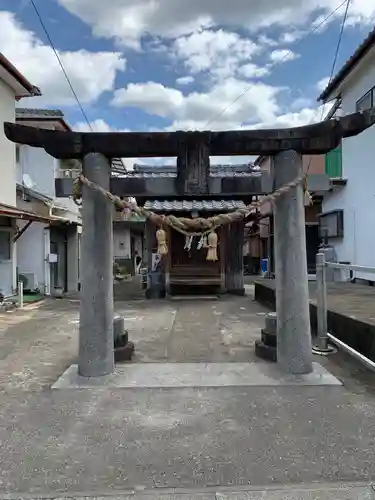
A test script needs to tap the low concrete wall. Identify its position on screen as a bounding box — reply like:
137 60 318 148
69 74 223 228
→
254 280 375 362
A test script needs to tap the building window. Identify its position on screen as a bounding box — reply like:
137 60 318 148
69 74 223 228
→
0 231 11 261
318 210 344 239
325 143 342 178
356 90 373 112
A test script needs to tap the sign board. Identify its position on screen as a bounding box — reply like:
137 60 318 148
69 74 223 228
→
152 253 161 271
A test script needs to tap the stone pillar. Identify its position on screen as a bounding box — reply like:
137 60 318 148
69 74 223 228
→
273 150 313 374
78 153 115 377
225 221 245 295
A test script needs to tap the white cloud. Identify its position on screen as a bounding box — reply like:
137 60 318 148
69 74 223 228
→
0 11 126 107
112 78 283 130
238 63 270 79
172 29 260 81
249 106 324 129
112 82 185 118
176 76 195 85
270 49 299 63
257 35 279 47
110 74 328 137
316 76 330 92
290 96 313 111
74 119 131 132
279 30 305 43
57 0 375 49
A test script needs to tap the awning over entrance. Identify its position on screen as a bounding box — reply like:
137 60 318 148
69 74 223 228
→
0 202 57 223
143 199 247 212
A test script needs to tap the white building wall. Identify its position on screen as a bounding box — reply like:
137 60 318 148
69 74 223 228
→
0 80 18 296
16 221 47 292
16 144 81 294
0 80 17 206
0 221 16 297
17 146 80 218
322 54 375 281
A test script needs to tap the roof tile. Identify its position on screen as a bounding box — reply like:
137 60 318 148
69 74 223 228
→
143 199 247 212
318 27 375 102
16 108 64 118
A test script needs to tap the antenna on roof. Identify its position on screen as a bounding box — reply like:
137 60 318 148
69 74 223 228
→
22 173 35 189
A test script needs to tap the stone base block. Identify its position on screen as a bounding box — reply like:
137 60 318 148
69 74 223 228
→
261 329 277 348
114 341 135 363
265 312 277 333
114 331 129 347
113 315 125 342
255 339 277 362
52 361 341 389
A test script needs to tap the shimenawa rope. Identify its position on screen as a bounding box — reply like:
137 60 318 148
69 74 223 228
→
73 172 311 259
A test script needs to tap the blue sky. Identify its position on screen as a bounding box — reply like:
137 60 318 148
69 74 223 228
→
1 0 374 149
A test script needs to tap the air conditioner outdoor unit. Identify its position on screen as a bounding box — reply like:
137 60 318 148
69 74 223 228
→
18 272 39 292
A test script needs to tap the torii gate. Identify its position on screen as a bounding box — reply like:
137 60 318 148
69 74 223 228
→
5 109 375 378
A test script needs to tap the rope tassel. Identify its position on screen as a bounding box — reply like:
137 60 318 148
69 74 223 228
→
206 230 218 261
302 177 312 206
304 190 312 206
156 228 168 255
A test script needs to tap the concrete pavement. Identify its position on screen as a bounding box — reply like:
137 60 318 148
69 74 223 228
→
0 292 375 495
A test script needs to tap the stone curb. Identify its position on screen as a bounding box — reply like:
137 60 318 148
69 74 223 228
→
0 482 374 499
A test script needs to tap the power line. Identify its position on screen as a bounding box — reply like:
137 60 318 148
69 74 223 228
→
29 0 128 173
305 0 350 174
204 0 349 128
322 0 351 114
29 0 93 132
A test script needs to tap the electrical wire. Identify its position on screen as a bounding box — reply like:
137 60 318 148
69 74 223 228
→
204 0 350 129
326 0 351 102
305 0 351 174
29 0 93 131
30 0 130 172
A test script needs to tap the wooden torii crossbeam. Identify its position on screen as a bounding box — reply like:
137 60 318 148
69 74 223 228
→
4 109 375 380
4 109 375 158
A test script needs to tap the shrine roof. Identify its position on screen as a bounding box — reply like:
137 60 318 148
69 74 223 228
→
127 164 260 179
143 199 247 212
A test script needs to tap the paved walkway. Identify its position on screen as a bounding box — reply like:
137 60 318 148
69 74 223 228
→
257 278 375 327
0 292 375 497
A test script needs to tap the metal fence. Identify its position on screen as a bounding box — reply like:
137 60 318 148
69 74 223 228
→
315 252 375 370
